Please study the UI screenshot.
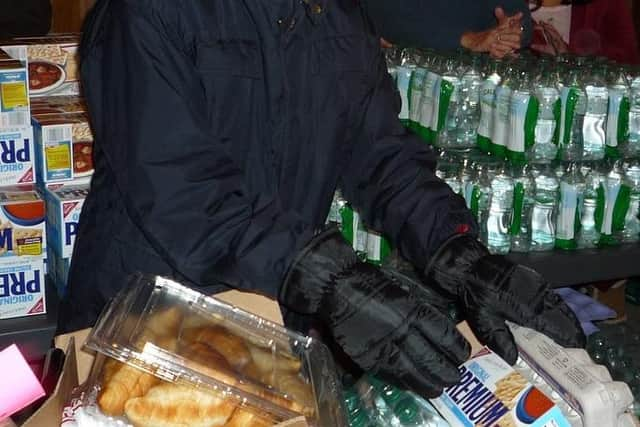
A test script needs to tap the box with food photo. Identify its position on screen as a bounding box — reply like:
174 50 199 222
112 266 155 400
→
31 112 93 184
0 34 80 99
0 59 30 129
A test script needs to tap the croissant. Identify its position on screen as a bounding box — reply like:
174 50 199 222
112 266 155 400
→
125 383 237 427
224 407 274 427
245 344 301 376
182 326 252 370
98 358 160 416
145 307 183 337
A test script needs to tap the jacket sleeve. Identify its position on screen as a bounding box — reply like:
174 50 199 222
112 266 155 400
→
339 46 477 270
81 2 311 296
362 0 532 51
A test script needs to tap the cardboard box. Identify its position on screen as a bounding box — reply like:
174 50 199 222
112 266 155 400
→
30 96 86 116
22 291 311 427
0 127 35 185
44 183 87 259
0 60 30 129
0 256 46 320
0 186 46 258
0 35 80 98
32 113 93 183
46 246 69 298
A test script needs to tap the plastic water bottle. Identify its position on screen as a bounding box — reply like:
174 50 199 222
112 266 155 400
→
486 164 514 254
556 162 584 250
622 160 640 243
436 58 462 149
408 52 428 132
326 190 347 225
340 203 368 260
597 160 631 246
510 164 534 252
606 66 631 159
507 66 539 165
579 162 603 248
476 162 494 247
628 70 640 158
418 53 443 144
456 54 482 149
477 59 502 154
491 63 516 158
533 67 561 163
582 65 608 161
558 64 586 162
531 162 559 251
396 49 417 126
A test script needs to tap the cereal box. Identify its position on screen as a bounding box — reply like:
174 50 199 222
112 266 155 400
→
0 34 80 98
32 112 93 183
45 183 88 259
0 185 46 258
0 255 46 319
0 127 35 185
430 347 571 427
30 95 86 116
0 60 30 129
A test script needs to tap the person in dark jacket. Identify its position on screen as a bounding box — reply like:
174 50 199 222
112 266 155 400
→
363 0 533 56
60 0 584 397
0 0 52 40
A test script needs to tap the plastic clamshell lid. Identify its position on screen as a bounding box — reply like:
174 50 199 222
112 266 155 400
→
85 274 347 427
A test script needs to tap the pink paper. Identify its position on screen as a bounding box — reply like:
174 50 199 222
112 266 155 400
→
0 345 45 419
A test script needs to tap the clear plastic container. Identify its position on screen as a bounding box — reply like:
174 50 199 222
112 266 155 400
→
80 274 347 427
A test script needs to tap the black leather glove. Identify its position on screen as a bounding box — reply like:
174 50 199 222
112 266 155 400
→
424 234 586 365
280 227 470 397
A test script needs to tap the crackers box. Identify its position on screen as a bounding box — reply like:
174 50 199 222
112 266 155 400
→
0 60 30 129
32 112 93 183
0 35 80 98
0 185 46 258
30 95 86 116
0 255 46 320
0 126 35 185
44 183 87 259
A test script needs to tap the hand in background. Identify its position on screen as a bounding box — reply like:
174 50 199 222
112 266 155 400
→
531 21 569 55
461 7 524 58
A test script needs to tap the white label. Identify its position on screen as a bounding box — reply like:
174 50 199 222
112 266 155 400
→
492 86 512 147
409 68 426 123
508 91 532 154
366 233 382 262
419 72 439 129
478 78 499 138
601 182 621 235
557 182 578 240
396 66 412 120
430 78 443 131
606 89 625 148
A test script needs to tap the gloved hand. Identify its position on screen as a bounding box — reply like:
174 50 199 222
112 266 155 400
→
423 234 586 365
280 227 470 397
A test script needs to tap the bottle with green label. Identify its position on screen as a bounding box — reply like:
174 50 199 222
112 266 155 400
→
491 62 516 159
408 51 428 133
339 203 368 260
510 164 535 252
396 49 417 127
477 59 502 154
435 58 462 150
417 53 443 144
558 63 586 162
556 162 584 250
507 66 540 165
486 163 514 254
579 161 604 248
533 64 561 163
595 160 631 246
436 150 462 194
531 162 559 251
606 66 631 159
582 64 609 161
622 160 640 243
628 69 640 158
476 160 495 247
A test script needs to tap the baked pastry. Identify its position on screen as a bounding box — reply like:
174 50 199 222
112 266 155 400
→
271 373 315 416
182 326 252 370
125 383 237 427
145 307 183 337
180 341 240 386
98 358 159 416
245 344 301 376
224 406 273 427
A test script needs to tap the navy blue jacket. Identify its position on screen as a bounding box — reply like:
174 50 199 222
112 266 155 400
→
59 0 475 331
362 0 533 50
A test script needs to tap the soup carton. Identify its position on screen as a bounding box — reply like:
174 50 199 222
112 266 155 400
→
31 112 93 183
0 185 46 258
0 35 80 98
0 127 35 185
0 60 30 129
